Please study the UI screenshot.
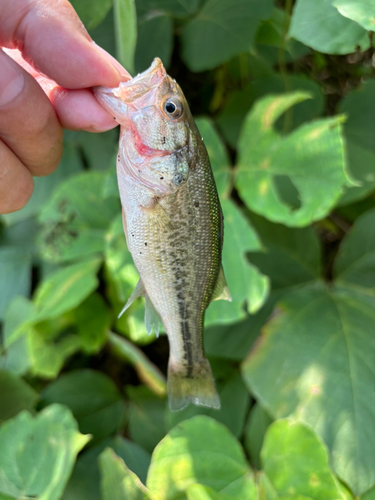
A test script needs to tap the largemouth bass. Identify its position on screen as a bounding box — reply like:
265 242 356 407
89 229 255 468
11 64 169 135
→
94 58 230 411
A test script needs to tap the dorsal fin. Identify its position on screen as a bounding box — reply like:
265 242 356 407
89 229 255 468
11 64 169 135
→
211 265 231 302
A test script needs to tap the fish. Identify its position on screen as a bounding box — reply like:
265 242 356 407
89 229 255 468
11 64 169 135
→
93 58 231 411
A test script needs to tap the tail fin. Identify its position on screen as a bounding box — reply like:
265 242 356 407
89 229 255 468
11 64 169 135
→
167 358 220 412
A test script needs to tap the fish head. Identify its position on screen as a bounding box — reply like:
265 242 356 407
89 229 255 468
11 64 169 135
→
94 58 198 196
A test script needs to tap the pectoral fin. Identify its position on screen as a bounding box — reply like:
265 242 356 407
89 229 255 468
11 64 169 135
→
211 265 232 302
118 279 160 337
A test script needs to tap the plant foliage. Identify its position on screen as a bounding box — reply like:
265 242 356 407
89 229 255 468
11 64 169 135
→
1 0 375 498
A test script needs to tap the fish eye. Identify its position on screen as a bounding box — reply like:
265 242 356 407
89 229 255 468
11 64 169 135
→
163 97 183 119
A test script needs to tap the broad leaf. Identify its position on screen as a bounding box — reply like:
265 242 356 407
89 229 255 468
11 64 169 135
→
100 448 152 500
333 0 375 31
334 207 375 291
127 386 167 453
0 371 38 423
38 171 119 263
62 436 151 500
206 199 269 323
216 74 324 149
187 484 235 500
70 0 113 29
236 92 351 227
196 117 231 198
146 415 257 498
261 420 344 499
135 0 201 18
289 0 370 54
135 12 173 73
0 247 31 320
338 80 375 205
244 403 273 469
41 369 126 441
0 404 90 500
181 0 273 72
242 283 375 496
114 0 137 74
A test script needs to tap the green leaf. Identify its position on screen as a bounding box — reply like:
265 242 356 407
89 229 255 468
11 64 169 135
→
136 0 201 18
135 13 173 73
248 214 322 295
62 436 151 500
127 386 167 453
244 404 273 469
206 199 269 324
333 0 375 31
186 484 235 500
338 80 375 205
334 207 375 291
70 0 113 29
216 74 324 149
114 0 137 74
236 92 351 227
0 247 31 320
146 415 257 498
41 369 126 442
262 420 344 499
38 171 119 263
181 0 273 72
100 447 152 500
108 332 167 396
0 371 38 423
205 301 273 361
2 143 83 225
289 0 370 54
0 404 90 500
242 283 375 496
196 117 231 198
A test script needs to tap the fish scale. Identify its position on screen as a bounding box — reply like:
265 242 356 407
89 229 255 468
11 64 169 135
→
94 58 230 411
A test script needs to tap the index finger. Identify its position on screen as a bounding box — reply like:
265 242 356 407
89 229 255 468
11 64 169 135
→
0 0 128 89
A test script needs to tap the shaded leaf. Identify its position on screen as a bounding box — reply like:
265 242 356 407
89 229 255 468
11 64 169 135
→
0 371 38 423
196 117 231 198
262 420 344 500
135 12 173 73
206 199 269 324
333 0 375 31
289 0 370 54
244 403 273 469
242 283 375 496
181 0 273 72
236 92 351 226
0 404 90 500
127 386 167 453
70 0 113 29
0 247 31 320
114 0 137 74
41 369 126 442
146 415 257 498
338 80 375 205
334 207 375 291
109 332 167 396
100 447 152 500
62 436 151 500
216 74 324 149
187 484 235 500
136 0 201 18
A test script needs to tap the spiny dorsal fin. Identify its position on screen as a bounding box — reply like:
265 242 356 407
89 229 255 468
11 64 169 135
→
211 265 232 302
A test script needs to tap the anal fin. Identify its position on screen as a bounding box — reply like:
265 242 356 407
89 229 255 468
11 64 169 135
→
211 265 231 302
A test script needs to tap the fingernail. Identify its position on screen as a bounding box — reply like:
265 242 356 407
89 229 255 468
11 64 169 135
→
91 41 132 80
0 52 25 107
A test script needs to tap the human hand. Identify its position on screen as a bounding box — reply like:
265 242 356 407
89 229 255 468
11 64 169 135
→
0 0 131 214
